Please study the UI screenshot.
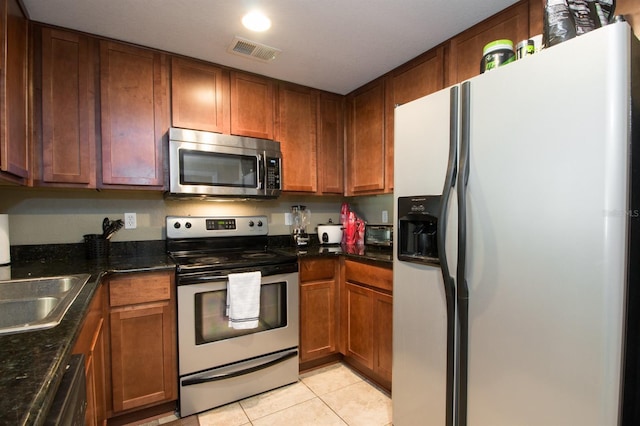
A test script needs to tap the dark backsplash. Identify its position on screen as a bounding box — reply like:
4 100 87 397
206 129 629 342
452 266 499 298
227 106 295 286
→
10 240 168 263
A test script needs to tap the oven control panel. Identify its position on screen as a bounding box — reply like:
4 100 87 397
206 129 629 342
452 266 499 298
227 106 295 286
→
206 219 236 230
167 215 268 239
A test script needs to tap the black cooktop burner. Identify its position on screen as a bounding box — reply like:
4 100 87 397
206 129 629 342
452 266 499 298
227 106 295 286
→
169 246 296 275
188 256 229 265
241 252 277 259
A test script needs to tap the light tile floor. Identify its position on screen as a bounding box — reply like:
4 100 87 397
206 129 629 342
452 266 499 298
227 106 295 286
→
137 362 392 426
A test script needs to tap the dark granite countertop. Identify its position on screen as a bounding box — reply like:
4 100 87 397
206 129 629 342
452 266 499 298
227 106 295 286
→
0 241 175 426
272 243 393 268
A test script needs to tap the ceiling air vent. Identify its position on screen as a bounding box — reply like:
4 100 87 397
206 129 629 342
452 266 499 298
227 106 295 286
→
227 36 281 62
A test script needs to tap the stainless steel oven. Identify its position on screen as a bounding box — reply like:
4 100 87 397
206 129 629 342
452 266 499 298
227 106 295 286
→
167 215 299 417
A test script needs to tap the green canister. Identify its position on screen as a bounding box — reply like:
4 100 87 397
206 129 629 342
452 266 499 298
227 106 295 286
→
480 39 515 73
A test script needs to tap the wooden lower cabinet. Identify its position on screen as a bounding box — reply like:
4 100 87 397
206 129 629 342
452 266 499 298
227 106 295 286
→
341 259 393 390
73 283 107 426
107 271 177 415
299 258 340 369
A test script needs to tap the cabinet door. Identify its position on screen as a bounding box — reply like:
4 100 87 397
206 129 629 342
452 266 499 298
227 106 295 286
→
100 41 168 188
373 290 393 387
343 282 374 369
40 27 96 186
108 271 176 414
171 57 230 133
84 318 106 426
317 92 344 195
230 71 274 139
346 78 386 195
389 46 445 107
73 283 107 426
300 258 339 364
385 46 445 193
0 0 28 181
277 83 317 192
300 279 338 362
110 301 176 412
446 0 529 86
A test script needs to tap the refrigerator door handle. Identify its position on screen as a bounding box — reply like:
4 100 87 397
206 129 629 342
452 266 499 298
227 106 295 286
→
457 81 472 426
436 85 459 426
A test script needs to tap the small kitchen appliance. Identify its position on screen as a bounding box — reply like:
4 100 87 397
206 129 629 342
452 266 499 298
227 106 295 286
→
166 215 299 417
317 219 343 245
364 224 393 247
290 205 310 246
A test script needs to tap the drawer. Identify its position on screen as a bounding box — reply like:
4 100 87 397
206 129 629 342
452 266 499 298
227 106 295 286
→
109 271 172 307
344 260 392 293
299 258 337 282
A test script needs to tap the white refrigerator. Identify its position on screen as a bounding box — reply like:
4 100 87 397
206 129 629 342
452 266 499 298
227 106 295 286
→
393 21 640 426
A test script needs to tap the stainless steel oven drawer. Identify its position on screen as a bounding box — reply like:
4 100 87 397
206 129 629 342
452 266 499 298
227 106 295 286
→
179 348 299 417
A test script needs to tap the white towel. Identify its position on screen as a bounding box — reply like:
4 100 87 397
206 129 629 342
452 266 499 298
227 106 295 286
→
226 271 261 329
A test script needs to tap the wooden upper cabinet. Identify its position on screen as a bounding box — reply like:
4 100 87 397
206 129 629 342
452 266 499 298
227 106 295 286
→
39 27 96 186
230 71 275 139
446 0 530 86
388 46 446 107
100 41 168 188
317 92 344 195
385 46 445 192
529 0 544 37
170 57 230 133
346 78 387 196
276 82 317 193
0 0 28 182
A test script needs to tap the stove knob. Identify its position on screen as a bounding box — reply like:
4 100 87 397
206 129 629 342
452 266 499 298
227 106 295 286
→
248 220 255 227
185 222 192 229
173 222 181 229
257 220 263 227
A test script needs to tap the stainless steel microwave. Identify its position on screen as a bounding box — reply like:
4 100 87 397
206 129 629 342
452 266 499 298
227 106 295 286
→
167 128 282 199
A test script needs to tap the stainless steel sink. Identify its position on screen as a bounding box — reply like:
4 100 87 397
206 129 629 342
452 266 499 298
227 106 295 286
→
0 274 91 335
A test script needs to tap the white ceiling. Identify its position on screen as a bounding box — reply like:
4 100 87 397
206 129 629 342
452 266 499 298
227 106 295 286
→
22 0 520 95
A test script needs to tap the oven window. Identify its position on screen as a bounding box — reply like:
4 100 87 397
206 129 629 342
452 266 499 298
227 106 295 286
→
194 282 287 344
181 150 258 188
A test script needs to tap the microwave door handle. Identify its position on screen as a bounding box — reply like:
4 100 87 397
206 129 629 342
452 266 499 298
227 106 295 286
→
258 155 264 190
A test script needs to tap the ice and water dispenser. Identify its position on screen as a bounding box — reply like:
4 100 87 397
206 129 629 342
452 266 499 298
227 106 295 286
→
397 196 442 266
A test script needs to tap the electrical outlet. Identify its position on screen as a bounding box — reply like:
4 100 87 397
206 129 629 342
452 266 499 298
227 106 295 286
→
124 213 137 229
382 210 389 223
284 212 292 226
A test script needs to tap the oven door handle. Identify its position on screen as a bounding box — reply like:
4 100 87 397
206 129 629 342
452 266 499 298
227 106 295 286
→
181 349 298 386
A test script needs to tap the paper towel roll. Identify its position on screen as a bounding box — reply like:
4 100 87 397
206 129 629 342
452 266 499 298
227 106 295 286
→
0 214 10 265
0 265 9 280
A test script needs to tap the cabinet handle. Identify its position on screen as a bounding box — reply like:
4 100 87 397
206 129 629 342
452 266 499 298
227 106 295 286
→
456 80 471 426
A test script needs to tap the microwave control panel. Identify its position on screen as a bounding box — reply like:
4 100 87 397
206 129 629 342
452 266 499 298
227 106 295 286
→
265 157 281 190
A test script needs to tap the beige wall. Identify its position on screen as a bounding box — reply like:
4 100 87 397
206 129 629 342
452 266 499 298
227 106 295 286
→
0 187 394 245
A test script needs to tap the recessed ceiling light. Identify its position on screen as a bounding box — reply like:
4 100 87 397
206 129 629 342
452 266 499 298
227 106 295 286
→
242 11 271 32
